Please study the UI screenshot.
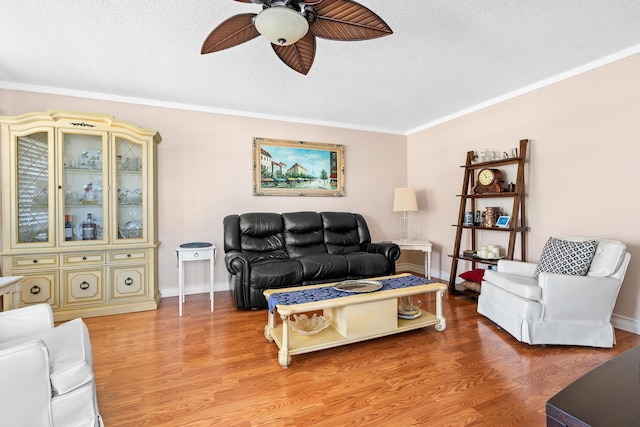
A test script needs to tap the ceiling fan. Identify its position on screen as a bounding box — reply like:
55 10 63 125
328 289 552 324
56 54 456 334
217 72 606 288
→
201 0 393 75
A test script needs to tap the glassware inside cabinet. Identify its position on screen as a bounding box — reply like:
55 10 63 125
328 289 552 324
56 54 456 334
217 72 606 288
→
62 131 106 242
116 137 144 240
16 131 51 244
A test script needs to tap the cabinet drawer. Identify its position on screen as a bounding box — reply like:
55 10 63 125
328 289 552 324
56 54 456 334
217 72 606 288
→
63 269 105 305
63 252 105 266
11 254 59 269
110 265 147 299
108 249 148 263
20 272 59 308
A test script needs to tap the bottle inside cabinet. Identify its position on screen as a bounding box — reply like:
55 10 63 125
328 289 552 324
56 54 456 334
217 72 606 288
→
81 213 97 240
65 214 73 241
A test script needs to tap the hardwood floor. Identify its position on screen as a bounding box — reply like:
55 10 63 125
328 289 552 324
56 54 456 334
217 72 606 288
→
85 288 640 426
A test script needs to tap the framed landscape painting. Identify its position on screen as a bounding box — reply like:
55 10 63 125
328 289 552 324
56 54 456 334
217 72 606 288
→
253 137 345 197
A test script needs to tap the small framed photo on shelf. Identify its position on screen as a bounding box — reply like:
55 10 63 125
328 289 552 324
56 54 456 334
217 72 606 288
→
496 216 510 228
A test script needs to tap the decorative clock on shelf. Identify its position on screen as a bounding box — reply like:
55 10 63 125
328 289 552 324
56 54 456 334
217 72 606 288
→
473 168 506 194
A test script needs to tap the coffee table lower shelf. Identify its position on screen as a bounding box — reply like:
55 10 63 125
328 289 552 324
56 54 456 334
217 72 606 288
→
264 276 447 368
267 311 441 354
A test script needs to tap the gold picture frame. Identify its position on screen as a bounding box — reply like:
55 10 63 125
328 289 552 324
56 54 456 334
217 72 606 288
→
253 137 345 197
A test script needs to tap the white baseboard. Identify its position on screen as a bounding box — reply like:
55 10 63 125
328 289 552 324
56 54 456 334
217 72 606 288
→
397 262 449 283
396 262 424 276
159 281 229 298
612 314 640 335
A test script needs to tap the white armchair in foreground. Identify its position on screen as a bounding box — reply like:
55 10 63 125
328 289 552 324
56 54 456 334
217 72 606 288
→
0 304 103 426
478 237 630 348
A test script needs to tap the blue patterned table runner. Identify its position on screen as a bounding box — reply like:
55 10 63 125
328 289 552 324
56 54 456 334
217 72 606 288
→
267 275 432 313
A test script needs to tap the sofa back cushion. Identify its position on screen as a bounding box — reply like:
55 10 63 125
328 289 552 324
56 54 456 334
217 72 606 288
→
588 240 627 277
320 212 363 254
238 213 288 262
282 212 328 258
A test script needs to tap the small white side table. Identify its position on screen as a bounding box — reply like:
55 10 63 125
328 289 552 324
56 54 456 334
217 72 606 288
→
391 240 433 279
176 242 216 316
0 276 24 311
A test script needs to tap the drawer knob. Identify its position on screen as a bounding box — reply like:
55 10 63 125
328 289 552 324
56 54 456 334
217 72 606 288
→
30 285 41 295
82 256 87 260
79 281 90 290
127 254 131 258
194 252 199 257
124 277 134 286
33 259 38 263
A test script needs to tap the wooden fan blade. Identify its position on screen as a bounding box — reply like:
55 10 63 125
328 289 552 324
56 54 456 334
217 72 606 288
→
311 0 393 41
272 32 316 75
201 13 260 54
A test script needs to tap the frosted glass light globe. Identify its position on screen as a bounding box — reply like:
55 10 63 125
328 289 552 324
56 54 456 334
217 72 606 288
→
255 7 309 46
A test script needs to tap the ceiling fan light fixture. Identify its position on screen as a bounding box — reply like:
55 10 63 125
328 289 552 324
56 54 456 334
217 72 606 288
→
254 6 309 46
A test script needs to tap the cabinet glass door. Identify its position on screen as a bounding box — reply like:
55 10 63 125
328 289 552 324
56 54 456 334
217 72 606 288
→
15 130 54 246
115 136 144 241
61 130 107 244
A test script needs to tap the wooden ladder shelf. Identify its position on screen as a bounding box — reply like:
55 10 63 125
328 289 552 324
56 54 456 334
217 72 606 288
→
448 139 529 294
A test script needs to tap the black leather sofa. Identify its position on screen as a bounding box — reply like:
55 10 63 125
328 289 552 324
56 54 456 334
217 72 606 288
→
223 211 401 309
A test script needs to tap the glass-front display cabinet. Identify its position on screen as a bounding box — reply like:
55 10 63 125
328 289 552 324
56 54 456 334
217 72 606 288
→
1 110 161 320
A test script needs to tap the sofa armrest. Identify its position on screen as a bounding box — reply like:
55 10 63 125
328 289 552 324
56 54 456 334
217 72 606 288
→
362 242 401 261
496 260 538 277
538 273 622 322
0 304 54 343
0 340 53 426
225 250 249 276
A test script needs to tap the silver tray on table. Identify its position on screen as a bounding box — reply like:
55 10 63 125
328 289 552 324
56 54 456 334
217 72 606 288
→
333 280 383 293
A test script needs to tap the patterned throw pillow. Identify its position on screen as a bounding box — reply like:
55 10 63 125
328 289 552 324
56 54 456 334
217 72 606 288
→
534 237 597 279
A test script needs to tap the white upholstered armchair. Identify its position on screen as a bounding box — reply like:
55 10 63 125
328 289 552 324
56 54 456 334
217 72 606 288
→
477 237 630 348
0 304 103 426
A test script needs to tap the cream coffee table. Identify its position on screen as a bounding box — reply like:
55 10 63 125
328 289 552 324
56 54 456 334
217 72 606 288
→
263 273 447 368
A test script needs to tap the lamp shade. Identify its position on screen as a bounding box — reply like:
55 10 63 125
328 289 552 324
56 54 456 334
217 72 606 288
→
393 188 418 212
254 7 309 46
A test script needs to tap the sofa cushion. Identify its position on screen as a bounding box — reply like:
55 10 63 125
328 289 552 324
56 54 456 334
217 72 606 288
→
297 254 349 281
483 270 542 301
343 252 390 277
321 212 361 254
239 213 288 262
534 237 597 279
283 212 327 258
588 240 626 277
250 259 304 290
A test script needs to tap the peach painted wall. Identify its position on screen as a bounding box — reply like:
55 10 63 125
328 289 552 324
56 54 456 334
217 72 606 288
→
0 89 407 297
407 53 640 329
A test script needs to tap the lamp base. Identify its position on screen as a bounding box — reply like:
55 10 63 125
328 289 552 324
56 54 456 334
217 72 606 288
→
400 211 410 242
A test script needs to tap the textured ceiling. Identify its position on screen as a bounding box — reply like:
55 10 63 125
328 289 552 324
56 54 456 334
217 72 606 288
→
2 1 640 134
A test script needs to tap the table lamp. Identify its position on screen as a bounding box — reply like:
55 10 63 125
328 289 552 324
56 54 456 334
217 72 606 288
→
393 187 418 242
